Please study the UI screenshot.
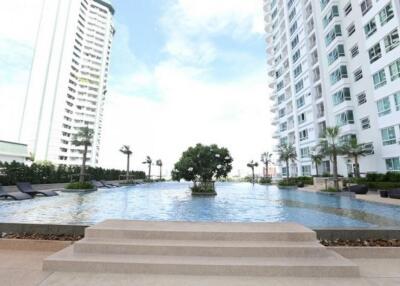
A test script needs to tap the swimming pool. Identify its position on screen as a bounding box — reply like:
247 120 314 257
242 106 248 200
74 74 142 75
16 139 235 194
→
1 182 400 228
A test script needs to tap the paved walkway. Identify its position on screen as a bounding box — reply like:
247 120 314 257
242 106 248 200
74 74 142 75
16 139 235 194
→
0 239 399 285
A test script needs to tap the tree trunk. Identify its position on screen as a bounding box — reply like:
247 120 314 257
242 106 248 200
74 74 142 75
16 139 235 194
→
286 160 289 180
79 144 88 183
333 148 339 190
315 162 319 177
265 162 269 177
252 168 255 184
126 154 130 181
148 164 151 180
354 155 359 178
159 166 162 180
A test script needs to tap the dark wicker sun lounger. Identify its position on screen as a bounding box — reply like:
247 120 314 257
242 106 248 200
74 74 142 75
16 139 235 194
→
388 189 400 199
91 180 112 189
0 184 32 200
100 180 118 188
16 182 58 197
347 184 368 195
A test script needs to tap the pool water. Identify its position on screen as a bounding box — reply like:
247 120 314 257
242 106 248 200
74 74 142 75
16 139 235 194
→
1 182 400 228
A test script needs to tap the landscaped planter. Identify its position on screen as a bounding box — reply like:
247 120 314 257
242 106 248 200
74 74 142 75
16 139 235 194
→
61 188 97 193
191 191 217 196
313 177 344 190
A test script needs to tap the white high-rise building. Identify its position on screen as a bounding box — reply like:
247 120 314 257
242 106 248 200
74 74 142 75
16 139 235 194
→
19 0 115 166
264 0 400 176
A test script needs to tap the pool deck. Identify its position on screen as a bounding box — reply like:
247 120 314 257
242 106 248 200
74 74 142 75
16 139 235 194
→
302 186 400 206
0 239 400 285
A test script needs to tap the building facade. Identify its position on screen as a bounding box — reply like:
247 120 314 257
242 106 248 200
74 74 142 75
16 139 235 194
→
0 141 29 164
19 0 115 166
264 0 400 176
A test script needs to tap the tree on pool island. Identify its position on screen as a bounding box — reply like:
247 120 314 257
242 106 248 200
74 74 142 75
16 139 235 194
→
72 126 94 183
260 152 272 177
171 144 233 195
156 159 163 180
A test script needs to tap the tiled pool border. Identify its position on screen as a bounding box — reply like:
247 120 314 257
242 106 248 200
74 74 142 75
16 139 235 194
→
1 222 400 240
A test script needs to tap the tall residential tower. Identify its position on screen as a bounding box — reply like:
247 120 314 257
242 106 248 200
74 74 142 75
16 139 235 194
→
19 0 115 166
264 0 400 176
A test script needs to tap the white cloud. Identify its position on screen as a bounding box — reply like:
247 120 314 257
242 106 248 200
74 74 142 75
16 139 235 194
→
100 0 273 177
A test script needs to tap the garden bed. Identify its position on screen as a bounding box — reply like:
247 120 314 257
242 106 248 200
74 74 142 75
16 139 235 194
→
320 238 400 247
1 232 83 241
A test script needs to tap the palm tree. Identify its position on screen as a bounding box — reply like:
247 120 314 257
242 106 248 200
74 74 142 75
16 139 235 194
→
156 159 163 180
342 138 368 178
142 156 152 180
119 145 132 181
247 160 258 184
72 126 94 183
319 126 342 190
310 149 323 177
260 152 273 177
277 143 297 179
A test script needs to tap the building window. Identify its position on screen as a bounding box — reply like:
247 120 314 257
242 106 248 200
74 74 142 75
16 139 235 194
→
360 0 372 16
279 108 285 118
379 3 394 26
294 64 302 78
280 122 288 132
364 19 377 38
295 80 304 93
347 23 355 36
278 94 285 104
298 112 306 124
322 5 339 28
299 129 308 141
330 65 348 85
320 0 330 11
317 102 325 118
377 97 391 116
340 134 357 145
357 92 367 105
291 35 299 49
384 29 399 53
289 8 296 22
325 25 342 46
328 44 345 65
373 69 387 89
361 117 371 129
350 45 359 57
290 21 298 35
282 167 288 176
344 2 352 15
296 95 305 108
353 68 363 81
277 81 284 91
368 43 382 63
386 157 400 171
381 126 396 145
362 142 374 155
293 50 301 63
394 92 400 111
302 165 311 176
332 87 351 105
389 59 400 81
335 110 354 126
300 147 310 158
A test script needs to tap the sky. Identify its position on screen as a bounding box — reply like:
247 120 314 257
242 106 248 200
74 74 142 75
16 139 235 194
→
0 0 273 177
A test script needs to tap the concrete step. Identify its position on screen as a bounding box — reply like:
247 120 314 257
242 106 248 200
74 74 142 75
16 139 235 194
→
44 246 359 277
74 238 328 257
85 220 317 241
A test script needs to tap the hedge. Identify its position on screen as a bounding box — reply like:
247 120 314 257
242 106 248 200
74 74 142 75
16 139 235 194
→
0 161 146 186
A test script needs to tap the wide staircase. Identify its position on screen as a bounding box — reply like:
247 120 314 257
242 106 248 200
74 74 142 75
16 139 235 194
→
43 220 360 277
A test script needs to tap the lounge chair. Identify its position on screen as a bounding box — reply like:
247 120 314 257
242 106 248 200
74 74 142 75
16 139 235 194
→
347 184 368 195
91 180 112 189
0 184 32 200
388 189 400 199
16 182 58 197
100 180 118 188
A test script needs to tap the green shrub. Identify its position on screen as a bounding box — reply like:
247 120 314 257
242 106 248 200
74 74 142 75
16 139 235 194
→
258 177 272 184
278 178 298 187
65 182 95 190
296 176 313 185
0 161 146 186
365 182 400 190
191 183 215 193
322 187 338 193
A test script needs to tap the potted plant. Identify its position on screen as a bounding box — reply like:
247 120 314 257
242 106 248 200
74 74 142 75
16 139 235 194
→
171 143 233 196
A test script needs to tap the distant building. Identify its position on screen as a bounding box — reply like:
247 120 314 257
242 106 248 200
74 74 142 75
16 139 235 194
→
19 0 115 166
264 0 400 176
0 140 29 163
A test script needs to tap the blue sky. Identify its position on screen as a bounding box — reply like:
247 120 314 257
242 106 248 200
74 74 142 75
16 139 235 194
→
0 0 273 176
